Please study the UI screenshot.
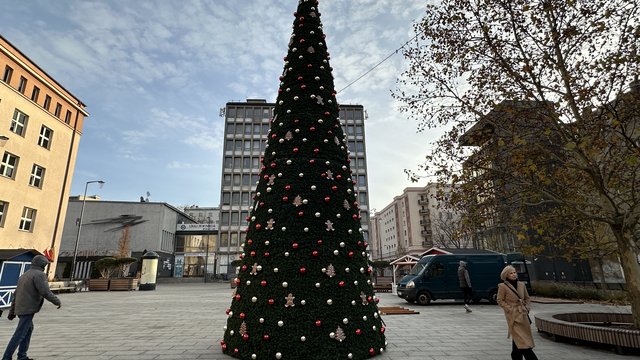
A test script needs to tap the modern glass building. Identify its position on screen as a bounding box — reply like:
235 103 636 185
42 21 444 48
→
218 99 371 276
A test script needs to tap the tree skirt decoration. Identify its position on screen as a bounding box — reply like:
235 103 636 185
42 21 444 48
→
220 1 387 359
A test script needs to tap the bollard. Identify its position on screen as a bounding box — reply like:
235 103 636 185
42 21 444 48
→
139 251 160 291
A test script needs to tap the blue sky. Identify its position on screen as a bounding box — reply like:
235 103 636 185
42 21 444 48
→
1 0 437 210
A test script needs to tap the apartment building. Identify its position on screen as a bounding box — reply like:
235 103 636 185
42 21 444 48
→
370 183 463 261
219 99 371 275
0 35 88 279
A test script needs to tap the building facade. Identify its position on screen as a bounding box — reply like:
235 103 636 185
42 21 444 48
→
58 199 196 279
219 99 372 275
0 35 88 279
370 183 464 261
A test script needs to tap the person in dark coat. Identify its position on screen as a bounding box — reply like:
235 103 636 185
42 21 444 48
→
497 265 538 360
2 255 61 360
457 260 473 312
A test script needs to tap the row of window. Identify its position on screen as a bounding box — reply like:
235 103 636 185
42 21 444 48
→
226 107 364 122
3 65 72 124
1 151 46 188
224 139 267 153
0 201 37 231
224 122 365 138
9 108 54 149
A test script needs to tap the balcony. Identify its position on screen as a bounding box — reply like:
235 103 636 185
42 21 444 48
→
419 209 430 215
421 230 432 237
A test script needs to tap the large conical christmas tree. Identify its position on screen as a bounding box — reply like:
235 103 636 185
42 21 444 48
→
221 1 387 359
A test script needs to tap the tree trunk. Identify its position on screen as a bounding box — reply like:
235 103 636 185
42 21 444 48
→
596 258 607 290
611 224 640 329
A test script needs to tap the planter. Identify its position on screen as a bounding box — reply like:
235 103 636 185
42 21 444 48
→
88 278 110 291
109 278 138 291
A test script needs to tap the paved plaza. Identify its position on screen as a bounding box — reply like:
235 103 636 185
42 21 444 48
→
0 283 631 359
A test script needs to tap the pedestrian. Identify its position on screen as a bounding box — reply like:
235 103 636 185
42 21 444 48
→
497 265 538 360
457 260 473 312
3 255 61 360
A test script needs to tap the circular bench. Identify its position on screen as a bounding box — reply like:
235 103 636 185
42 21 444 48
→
535 312 640 354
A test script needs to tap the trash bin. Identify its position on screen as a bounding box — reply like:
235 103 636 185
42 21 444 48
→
139 251 159 291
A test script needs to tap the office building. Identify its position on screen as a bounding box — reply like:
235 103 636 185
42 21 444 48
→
219 99 371 275
0 35 88 279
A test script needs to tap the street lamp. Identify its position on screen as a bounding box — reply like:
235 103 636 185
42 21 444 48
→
204 216 211 283
70 180 105 281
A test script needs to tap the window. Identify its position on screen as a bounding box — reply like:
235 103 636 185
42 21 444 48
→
224 156 232 168
54 103 62 117
243 140 251 151
29 164 45 188
262 124 270 135
221 213 230 226
225 140 233 150
222 192 231 205
240 211 249 225
252 140 261 151
43 95 51 111
65 110 72 124
236 108 245 118
241 174 250 186
355 125 363 135
227 107 236 118
233 157 241 168
244 123 252 135
356 141 365 153
226 123 235 135
2 66 13 83
10 109 28 136
231 212 239 225
251 157 260 169
223 174 232 186
19 207 36 232
347 126 355 135
233 174 241 186
38 126 53 149
358 175 366 187
31 86 40 102
17 76 27 93
231 192 240 205
0 152 19 178
230 232 239 247
243 157 250 168
241 192 249 205
234 140 242 151
0 201 6 227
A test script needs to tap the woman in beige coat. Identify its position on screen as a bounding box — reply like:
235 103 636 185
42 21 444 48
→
497 265 539 360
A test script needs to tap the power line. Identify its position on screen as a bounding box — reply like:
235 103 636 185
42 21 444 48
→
337 34 419 94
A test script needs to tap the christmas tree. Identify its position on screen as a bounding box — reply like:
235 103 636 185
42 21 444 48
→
221 1 387 359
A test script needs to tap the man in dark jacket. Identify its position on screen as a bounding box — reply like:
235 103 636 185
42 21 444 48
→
457 260 473 313
2 255 61 360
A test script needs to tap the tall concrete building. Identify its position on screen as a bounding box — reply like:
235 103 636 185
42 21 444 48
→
0 35 88 279
218 99 371 275
370 183 464 262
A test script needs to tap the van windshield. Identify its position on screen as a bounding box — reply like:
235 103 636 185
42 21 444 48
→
408 256 433 276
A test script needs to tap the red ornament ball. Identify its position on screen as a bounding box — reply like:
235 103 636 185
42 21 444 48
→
315 320 322 327
324 196 331 202
299 267 306 274
250 251 256 257
241 265 247 272
369 348 375 355
264 252 270 257
261 280 267 287
292 242 299 249
312 250 319 257
339 281 345 287
298 211 304 217
263 334 270 341
268 298 275 305
242 334 249 341
355 329 362 335
239 312 245 319
282 196 289 202
285 185 291 191
255 224 262 230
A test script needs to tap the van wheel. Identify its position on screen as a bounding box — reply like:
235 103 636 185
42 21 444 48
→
416 292 431 305
489 289 498 305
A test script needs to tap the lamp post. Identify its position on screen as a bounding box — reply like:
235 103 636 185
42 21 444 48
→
204 216 211 283
70 180 104 281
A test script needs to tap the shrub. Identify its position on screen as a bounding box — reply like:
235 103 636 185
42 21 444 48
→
95 257 117 279
532 281 630 303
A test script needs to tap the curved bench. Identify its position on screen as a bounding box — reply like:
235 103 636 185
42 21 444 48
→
535 312 640 354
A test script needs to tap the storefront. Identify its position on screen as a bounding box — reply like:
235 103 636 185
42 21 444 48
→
175 223 218 280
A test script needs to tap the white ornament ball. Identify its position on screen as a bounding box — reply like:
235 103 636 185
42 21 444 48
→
278 320 284 327
315 282 321 288
246 280 251 286
345 267 350 272
257 265 263 271
281 227 286 231
224 325 227 330
321 267 326 273
343 318 349 324
285 252 290 257
334 250 339 255
351 300 356 305
230 330 234 335
252 297 257 303
274 267 279 273
360 267 365 273
294 96 299 100
286 160 292 165
278 139 284 143
340 242 345 247
276 352 282 359
327 299 333 305
301 336 306 342
348 354 353 359
278 100 283 105
299 173 304 177
363 316 368 321
303 199 309 204
252 355 257 360
268 209 273 213
336 213 341 218
329 332 335 339
301 300 306 305
251 216 256 221
315 212 321 217
311 185 316 190
304 227 309 232
260 318 265 323
348 229 353 234
264 241 270 246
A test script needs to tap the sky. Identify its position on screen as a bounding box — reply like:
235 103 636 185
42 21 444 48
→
0 0 439 211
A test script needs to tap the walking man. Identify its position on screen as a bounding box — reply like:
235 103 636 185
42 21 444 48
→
458 260 473 312
3 255 61 360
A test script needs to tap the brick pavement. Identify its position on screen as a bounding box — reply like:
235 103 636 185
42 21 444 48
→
0 283 630 359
